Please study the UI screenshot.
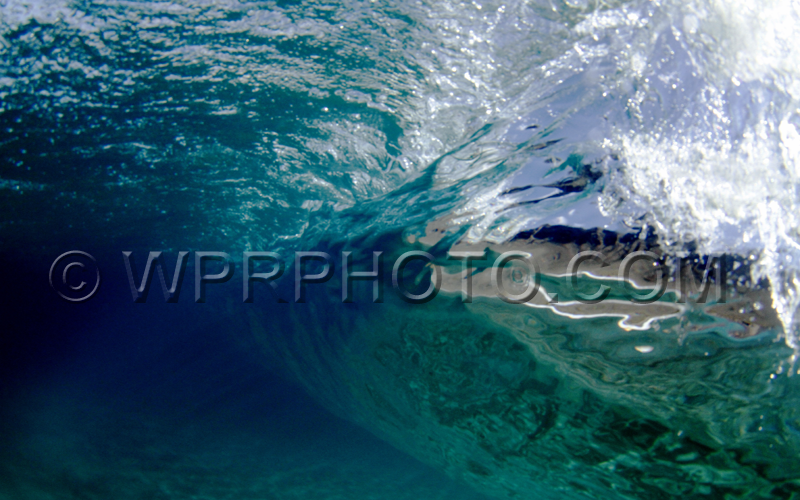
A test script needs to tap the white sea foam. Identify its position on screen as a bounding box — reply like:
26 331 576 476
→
420 0 800 347
596 0 800 347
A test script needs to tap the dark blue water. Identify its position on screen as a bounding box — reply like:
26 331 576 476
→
0 250 491 500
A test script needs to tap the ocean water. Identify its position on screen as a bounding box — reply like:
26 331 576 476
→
2 0 800 499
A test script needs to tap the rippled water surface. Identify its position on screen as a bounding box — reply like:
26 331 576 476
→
2 1 800 499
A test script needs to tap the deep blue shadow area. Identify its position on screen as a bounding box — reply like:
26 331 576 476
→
0 249 491 500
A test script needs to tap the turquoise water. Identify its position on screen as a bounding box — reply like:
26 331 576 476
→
2 0 800 499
